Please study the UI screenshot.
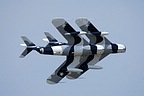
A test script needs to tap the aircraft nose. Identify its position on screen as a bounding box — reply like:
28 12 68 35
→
117 44 126 53
123 45 126 52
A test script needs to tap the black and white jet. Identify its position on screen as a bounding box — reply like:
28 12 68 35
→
20 18 126 84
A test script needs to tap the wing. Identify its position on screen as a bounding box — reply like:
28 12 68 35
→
52 18 88 45
47 55 74 84
66 18 111 79
75 18 111 45
66 53 109 79
47 47 87 84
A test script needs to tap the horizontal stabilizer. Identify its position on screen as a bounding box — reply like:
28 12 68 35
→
19 48 32 58
20 36 36 58
67 68 83 72
88 65 103 69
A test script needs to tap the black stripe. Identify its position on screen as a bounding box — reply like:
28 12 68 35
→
90 44 97 54
96 36 103 43
56 46 75 77
64 23 75 32
111 43 118 53
77 55 95 73
57 56 74 77
73 36 81 45
68 45 74 55
87 23 104 44
70 32 80 35
88 23 99 32
67 55 95 79
43 47 54 55
64 23 81 45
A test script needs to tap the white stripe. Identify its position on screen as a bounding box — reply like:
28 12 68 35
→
51 46 63 55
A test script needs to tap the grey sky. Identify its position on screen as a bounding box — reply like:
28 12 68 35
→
0 0 144 96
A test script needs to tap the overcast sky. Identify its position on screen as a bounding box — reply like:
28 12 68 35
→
0 0 144 96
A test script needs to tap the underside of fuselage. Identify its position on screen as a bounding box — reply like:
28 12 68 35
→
20 18 126 84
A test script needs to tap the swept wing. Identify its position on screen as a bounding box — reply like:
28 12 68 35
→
52 18 88 45
66 18 112 79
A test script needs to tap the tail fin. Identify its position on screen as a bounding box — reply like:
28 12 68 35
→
44 32 58 42
21 36 35 46
20 36 36 58
44 32 59 47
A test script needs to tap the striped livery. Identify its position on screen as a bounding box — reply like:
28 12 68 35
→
20 18 126 84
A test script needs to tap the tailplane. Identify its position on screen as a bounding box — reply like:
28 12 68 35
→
20 36 36 58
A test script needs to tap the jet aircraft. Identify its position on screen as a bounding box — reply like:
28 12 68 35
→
20 18 126 84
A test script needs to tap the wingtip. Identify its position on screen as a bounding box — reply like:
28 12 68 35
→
46 79 57 84
52 18 65 27
66 75 76 80
19 55 24 58
75 18 89 27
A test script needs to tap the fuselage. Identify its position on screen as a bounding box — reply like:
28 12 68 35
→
37 43 126 56
20 18 127 84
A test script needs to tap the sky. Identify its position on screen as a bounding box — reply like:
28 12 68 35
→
0 0 144 96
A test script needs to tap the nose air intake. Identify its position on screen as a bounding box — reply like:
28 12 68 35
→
117 44 126 53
